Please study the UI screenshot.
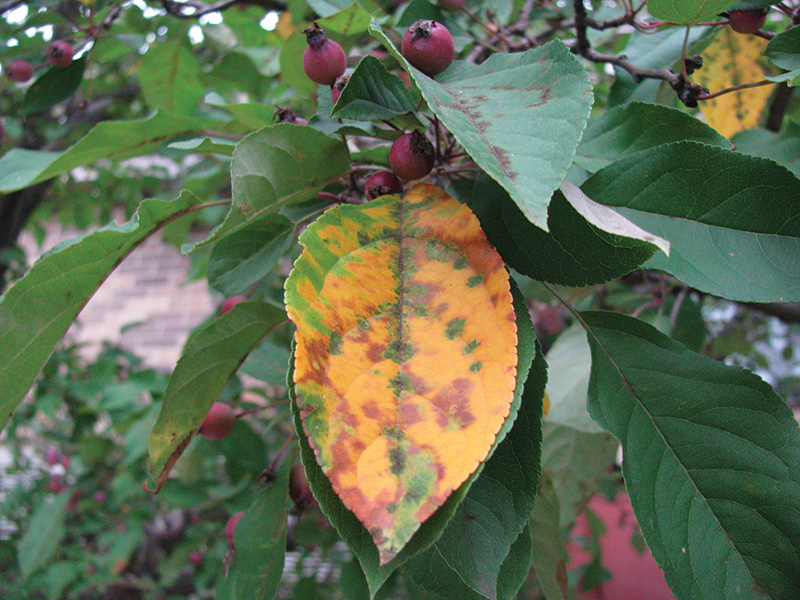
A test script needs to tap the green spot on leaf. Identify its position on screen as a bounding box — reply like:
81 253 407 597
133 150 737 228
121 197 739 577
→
445 318 466 340
466 275 484 288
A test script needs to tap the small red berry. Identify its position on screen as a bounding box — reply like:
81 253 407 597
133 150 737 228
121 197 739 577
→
189 551 203 565
45 446 61 466
220 295 246 314
289 463 318 511
331 74 349 105
94 491 107 503
48 40 74 67
727 9 767 34
401 20 454 76
389 131 435 180
48 475 66 494
198 402 236 440
225 511 245 547
364 171 404 199
302 23 347 86
274 107 307 125
5 59 34 83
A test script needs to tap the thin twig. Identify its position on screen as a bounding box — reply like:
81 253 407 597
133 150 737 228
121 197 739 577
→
160 0 286 18
696 79 773 101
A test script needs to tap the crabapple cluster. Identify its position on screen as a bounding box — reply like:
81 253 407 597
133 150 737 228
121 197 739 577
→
3 39 74 86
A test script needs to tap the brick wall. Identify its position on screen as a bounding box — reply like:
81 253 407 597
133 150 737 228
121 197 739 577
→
19 223 216 371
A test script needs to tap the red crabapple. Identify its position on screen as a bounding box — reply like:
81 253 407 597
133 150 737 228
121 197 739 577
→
48 40 74 67
728 9 767 34
289 463 317 511
401 20 454 76
5 59 33 83
331 74 349 105
198 402 236 440
221 295 246 314
364 171 404 199
389 131 435 180
226 511 245 547
302 23 347 86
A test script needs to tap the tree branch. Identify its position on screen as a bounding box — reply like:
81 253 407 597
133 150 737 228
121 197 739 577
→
160 0 285 18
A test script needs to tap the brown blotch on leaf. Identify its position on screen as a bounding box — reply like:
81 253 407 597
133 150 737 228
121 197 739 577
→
432 378 476 429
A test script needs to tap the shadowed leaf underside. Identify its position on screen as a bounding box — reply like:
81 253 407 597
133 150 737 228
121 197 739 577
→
285 184 517 564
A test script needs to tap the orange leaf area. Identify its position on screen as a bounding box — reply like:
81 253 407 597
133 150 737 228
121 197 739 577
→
696 28 772 138
285 184 517 564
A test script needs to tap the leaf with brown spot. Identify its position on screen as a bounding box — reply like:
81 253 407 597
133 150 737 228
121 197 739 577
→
285 184 519 565
369 20 592 230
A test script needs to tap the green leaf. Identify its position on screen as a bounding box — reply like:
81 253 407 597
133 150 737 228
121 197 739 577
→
207 215 294 296
403 337 545 600
332 55 418 121
529 476 569 600
370 20 592 229
765 26 800 85
306 0 381 18
583 311 800 600
168 136 237 156
582 141 800 302
240 333 292 386
279 30 318 97
469 178 656 287
291 283 536 598
647 0 737 24
226 459 290 600
405 525 533 600
17 492 71 579
139 41 205 114
21 57 86 114
732 123 800 178
147 301 286 488
540 423 618 528
0 111 206 193
575 102 731 172
544 324 602 434
197 124 350 248
0 191 203 432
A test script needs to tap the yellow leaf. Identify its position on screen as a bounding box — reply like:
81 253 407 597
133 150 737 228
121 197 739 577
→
285 184 518 564
275 12 296 42
696 28 772 138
